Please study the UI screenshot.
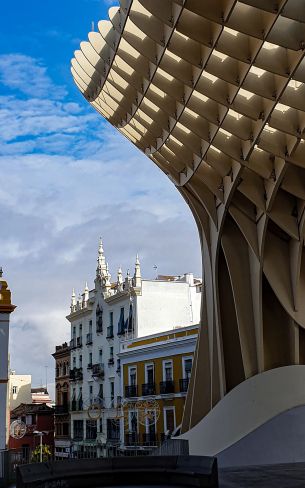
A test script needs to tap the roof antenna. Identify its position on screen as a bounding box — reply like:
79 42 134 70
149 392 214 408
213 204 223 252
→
92 21 95 32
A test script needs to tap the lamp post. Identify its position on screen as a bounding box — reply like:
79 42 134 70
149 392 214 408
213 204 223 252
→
33 431 48 462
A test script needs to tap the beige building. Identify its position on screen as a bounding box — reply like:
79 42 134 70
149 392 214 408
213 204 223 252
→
9 373 32 411
71 0 305 467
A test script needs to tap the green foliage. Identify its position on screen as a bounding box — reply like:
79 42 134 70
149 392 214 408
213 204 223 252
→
31 444 52 463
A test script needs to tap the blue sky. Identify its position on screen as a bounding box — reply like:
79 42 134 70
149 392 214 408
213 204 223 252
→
1 0 201 395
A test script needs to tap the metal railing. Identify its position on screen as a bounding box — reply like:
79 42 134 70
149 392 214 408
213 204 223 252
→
92 363 105 378
142 433 158 446
179 378 190 393
108 357 114 366
142 383 156 396
159 380 175 394
54 404 69 414
70 338 76 349
70 367 83 381
125 385 137 397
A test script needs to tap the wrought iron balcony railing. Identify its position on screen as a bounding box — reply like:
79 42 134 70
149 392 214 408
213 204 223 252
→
142 383 156 396
70 367 83 381
142 433 158 446
125 433 139 446
179 378 190 393
159 380 175 394
92 363 105 378
125 385 137 398
108 357 114 366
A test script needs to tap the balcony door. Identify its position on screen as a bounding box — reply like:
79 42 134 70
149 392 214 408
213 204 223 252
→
145 364 154 384
164 407 176 435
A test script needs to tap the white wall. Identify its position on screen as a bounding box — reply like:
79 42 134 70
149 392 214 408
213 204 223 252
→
9 374 32 410
136 280 201 337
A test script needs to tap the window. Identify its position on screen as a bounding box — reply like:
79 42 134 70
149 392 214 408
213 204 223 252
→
73 420 83 440
89 321 92 334
86 420 97 440
145 364 154 384
89 384 93 399
110 381 114 402
107 418 120 441
79 355 82 367
183 357 193 379
99 349 103 362
110 346 114 359
73 357 76 368
79 324 82 336
99 417 103 433
164 407 176 434
128 411 138 433
118 307 125 334
163 360 173 381
129 367 137 386
62 423 69 436
73 326 76 338
98 384 103 400
110 311 113 327
89 352 92 365
12 385 18 394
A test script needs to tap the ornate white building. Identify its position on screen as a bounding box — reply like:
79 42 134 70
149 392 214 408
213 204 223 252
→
66 239 201 457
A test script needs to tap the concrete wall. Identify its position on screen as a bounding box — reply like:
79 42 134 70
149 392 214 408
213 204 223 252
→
180 365 305 466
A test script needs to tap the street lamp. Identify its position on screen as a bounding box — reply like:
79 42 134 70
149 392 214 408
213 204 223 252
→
33 431 48 462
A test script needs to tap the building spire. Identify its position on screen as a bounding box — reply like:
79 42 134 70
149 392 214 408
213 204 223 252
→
96 237 107 278
117 266 123 291
134 254 142 288
84 282 89 303
71 288 76 312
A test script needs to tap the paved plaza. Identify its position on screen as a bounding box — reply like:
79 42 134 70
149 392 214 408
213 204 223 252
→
220 463 305 488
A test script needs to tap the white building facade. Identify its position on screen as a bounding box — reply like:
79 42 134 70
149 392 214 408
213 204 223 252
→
66 240 201 457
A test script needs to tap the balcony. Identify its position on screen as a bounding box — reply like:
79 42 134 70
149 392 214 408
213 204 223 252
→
86 333 93 345
91 396 105 408
107 326 114 338
108 357 114 366
92 363 105 378
54 404 69 415
179 378 190 393
142 433 158 446
142 383 156 396
96 324 103 334
125 385 137 398
159 380 175 394
71 399 83 412
76 336 82 348
69 338 76 350
125 433 139 446
70 367 83 381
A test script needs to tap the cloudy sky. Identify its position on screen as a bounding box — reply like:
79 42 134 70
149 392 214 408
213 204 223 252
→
1 0 201 397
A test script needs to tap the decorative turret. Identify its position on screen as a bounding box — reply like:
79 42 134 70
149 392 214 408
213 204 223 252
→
71 288 76 312
104 263 111 294
125 269 132 290
84 282 89 304
117 267 123 292
133 254 142 288
96 237 107 279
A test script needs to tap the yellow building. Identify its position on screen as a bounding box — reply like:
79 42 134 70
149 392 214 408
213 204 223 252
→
118 325 198 452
